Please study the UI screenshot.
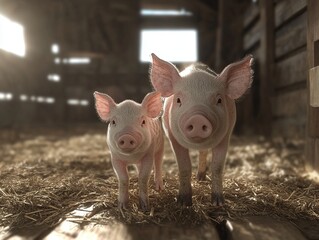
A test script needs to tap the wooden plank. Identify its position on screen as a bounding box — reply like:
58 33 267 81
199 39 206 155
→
309 66 319 107
272 117 306 138
229 216 307 240
275 0 307 28
307 0 319 175
293 219 319 240
244 3 259 28
258 0 274 137
315 138 319 171
275 12 307 59
274 50 307 89
243 20 261 51
141 16 196 29
272 89 307 118
44 207 220 240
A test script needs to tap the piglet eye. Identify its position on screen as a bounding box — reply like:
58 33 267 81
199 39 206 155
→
176 97 182 107
217 98 222 104
141 119 146 127
111 120 116 126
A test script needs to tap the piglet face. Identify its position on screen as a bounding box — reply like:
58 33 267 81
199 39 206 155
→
94 91 162 158
169 71 229 149
151 53 253 150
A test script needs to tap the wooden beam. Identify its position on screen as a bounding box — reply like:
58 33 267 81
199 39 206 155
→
141 16 196 29
309 66 319 107
259 0 274 137
306 0 319 171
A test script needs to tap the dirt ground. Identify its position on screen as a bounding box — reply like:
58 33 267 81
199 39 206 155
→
0 124 318 231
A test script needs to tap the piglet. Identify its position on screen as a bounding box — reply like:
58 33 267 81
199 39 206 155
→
94 91 164 211
150 54 253 206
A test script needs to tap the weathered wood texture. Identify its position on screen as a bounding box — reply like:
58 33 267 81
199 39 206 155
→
4 215 318 240
241 0 309 138
275 0 307 28
306 0 319 170
275 11 307 59
229 217 307 240
274 51 307 89
309 66 319 107
271 0 308 138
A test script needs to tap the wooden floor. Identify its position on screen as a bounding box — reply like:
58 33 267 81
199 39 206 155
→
1 213 319 240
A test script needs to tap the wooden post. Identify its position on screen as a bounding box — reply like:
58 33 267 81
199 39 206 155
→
259 0 274 137
215 0 246 72
306 0 319 171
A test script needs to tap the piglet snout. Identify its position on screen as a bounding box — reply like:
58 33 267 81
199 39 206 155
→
183 115 212 140
117 134 138 152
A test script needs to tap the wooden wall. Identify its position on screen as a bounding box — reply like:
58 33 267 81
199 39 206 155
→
241 0 307 138
0 0 141 127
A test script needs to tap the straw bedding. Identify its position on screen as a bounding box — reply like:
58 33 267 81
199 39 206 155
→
0 125 318 230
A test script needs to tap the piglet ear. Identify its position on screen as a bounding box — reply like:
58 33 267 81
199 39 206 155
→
93 91 116 121
219 55 254 99
150 53 181 97
142 92 162 118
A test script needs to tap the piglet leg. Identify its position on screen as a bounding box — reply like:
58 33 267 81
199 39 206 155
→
170 136 192 206
197 150 208 181
154 141 164 191
211 136 230 206
112 158 129 209
138 152 154 211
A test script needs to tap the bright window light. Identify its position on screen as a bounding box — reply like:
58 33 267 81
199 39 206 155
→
47 74 61 82
45 97 55 104
140 29 197 62
64 58 91 64
20 94 28 101
0 14 25 57
5 93 13 100
67 99 89 106
0 92 13 101
51 43 59 54
141 9 192 16
37 96 44 103
67 99 80 105
54 58 61 64
80 100 89 106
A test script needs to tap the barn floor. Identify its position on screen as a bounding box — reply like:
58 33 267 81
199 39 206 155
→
0 124 319 240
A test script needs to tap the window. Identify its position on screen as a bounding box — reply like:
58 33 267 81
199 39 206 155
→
0 14 25 57
139 29 197 63
140 9 192 16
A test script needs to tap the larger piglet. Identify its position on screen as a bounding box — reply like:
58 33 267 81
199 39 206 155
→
150 53 253 206
94 91 164 211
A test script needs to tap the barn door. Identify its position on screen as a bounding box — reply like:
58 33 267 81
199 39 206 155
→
306 0 319 171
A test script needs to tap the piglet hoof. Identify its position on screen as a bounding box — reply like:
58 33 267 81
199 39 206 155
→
155 179 164 192
196 172 206 181
211 192 225 207
177 194 192 207
118 200 129 210
139 198 150 212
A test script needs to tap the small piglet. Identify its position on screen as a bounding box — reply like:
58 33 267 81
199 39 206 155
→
150 53 253 206
94 91 164 210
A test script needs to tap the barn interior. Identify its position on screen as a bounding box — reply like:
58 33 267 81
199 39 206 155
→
0 0 319 239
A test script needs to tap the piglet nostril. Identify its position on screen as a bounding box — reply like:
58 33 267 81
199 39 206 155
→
120 140 125 146
202 125 208 132
187 125 194 132
130 140 134 145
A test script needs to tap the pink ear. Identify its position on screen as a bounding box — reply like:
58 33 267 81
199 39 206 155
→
141 92 162 118
219 55 254 99
93 91 116 121
150 53 181 97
